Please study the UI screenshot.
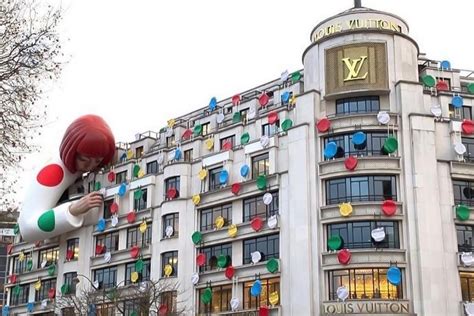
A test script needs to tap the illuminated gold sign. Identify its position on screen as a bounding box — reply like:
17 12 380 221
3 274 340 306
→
342 56 368 81
323 301 410 314
312 19 403 43
325 43 388 96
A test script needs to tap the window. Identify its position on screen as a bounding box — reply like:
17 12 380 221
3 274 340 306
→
10 283 29 305
146 160 158 174
133 188 148 210
220 135 235 150
202 122 210 136
103 199 114 219
184 149 193 162
262 123 278 137
125 259 151 285
35 278 56 301
199 284 232 314
62 307 75 316
457 225 474 252
252 153 269 179
336 96 380 115
160 291 177 314
96 303 116 316
436 77 451 90
463 137 474 162
66 238 79 261
88 180 95 193
166 136 175 147
123 299 148 316
198 243 232 272
164 176 180 199
161 251 178 277
162 213 179 238
326 175 397 205
240 108 249 123
135 146 144 159
96 231 120 253
38 247 59 268
115 171 127 185
63 272 77 295
243 278 280 309
243 192 279 222
200 203 232 231
327 221 400 250
449 105 472 120
127 223 152 248
209 166 223 191
453 179 474 206
94 266 117 289
329 268 402 300
11 252 32 274
461 272 474 302
323 132 391 159
243 234 279 264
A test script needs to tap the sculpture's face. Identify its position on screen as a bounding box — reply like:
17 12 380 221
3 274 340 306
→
75 154 103 172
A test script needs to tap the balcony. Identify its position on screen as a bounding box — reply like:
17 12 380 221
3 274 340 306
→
319 156 401 179
321 249 406 270
199 174 279 206
320 201 403 223
196 259 280 285
451 161 474 179
322 113 399 134
199 218 279 246
90 245 151 268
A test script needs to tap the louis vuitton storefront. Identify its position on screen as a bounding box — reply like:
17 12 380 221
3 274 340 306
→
4 2 474 316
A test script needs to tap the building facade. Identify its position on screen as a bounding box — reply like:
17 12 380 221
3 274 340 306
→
0 211 18 311
4 4 474 316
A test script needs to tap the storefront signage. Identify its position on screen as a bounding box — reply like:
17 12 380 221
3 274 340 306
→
323 301 410 314
312 19 403 43
0 228 15 236
342 56 368 81
325 43 388 96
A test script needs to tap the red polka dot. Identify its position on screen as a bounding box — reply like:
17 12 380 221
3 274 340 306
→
36 164 64 187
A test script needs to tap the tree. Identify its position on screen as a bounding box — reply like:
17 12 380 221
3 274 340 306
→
0 0 63 207
55 279 185 316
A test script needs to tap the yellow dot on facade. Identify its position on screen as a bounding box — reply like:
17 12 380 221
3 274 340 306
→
339 202 353 217
192 194 201 205
205 138 214 150
131 271 139 283
139 221 147 233
228 224 238 237
215 216 225 229
269 291 279 305
198 169 207 180
164 264 173 277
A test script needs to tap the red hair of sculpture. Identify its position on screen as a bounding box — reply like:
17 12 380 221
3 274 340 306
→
59 115 116 173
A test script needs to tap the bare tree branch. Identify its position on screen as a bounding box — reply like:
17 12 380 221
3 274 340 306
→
0 0 64 208
55 279 186 316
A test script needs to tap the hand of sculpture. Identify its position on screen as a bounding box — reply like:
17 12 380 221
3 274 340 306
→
69 192 104 216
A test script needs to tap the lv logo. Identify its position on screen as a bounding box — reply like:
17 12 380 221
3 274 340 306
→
342 56 368 81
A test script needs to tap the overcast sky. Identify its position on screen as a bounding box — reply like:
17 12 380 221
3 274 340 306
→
14 0 474 199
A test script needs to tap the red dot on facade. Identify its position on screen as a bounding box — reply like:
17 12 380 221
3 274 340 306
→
36 164 64 187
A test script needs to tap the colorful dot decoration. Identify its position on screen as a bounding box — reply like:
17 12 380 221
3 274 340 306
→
36 164 64 187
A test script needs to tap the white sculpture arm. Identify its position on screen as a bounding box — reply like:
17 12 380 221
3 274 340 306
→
18 157 85 242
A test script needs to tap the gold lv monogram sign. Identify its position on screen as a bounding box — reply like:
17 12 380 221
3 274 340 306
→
342 56 368 81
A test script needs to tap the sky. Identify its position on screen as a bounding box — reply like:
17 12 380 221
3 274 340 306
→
14 0 474 200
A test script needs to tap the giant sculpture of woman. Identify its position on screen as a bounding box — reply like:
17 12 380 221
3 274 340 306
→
18 115 116 242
